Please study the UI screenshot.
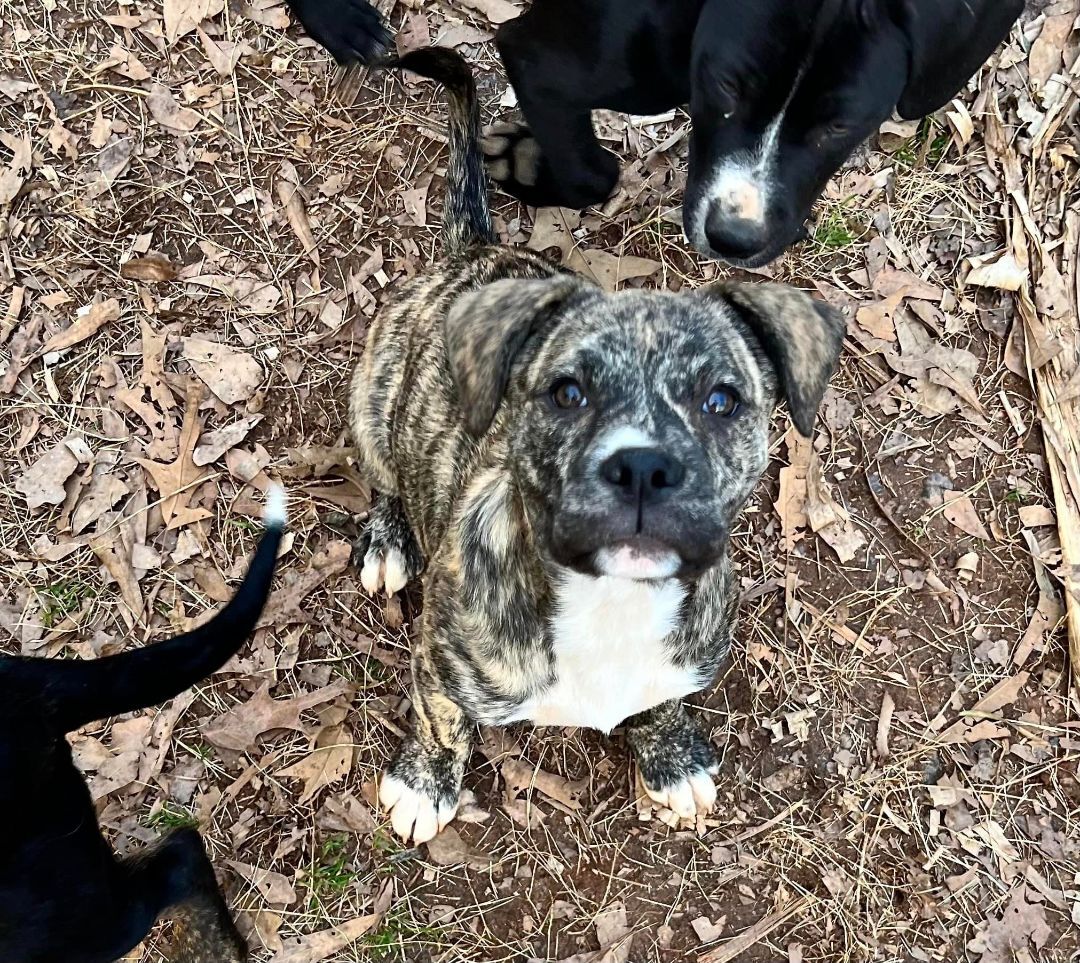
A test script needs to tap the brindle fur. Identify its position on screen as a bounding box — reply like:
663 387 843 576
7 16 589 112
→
350 48 845 841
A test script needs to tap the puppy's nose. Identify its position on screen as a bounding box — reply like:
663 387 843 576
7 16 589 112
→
705 208 768 262
600 448 685 504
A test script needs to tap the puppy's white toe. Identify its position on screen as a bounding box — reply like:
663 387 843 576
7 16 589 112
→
644 781 672 809
379 773 406 809
437 799 459 833
382 548 409 596
380 775 450 845
360 554 384 595
688 771 718 812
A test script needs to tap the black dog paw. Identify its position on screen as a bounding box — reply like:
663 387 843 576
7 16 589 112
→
629 713 719 819
351 497 423 596
288 0 392 65
483 121 551 204
379 740 464 845
483 120 620 210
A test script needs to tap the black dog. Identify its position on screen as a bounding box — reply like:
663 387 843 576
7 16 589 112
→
290 0 1022 267
0 490 285 963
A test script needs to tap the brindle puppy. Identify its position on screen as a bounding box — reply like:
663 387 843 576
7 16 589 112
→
350 48 845 844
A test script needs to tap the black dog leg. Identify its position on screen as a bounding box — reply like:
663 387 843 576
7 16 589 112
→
625 699 719 820
484 101 619 210
119 829 246 963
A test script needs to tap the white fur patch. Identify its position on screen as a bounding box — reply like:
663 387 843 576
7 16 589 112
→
507 572 702 732
592 424 657 463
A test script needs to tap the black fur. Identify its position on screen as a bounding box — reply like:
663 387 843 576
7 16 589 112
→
0 512 284 963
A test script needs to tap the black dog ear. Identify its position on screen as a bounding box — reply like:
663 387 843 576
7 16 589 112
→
706 282 845 437
889 0 1023 119
445 275 584 436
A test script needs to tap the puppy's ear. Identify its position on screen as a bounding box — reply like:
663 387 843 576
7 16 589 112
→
708 282 845 437
445 275 583 436
889 0 1023 119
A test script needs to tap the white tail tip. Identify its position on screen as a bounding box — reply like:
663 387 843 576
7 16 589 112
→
264 483 287 529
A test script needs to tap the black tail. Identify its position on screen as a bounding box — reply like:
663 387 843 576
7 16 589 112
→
6 487 287 734
385 48 495 254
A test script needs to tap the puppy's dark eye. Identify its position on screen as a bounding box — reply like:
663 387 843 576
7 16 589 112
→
550 377 588 410
703 385 740 417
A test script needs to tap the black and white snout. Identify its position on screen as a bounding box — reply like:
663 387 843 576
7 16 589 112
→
705 207 769 263
600 448 685 505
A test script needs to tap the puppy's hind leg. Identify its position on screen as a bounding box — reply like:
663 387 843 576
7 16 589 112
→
352 495 423 597
380 679 472 846
625 699 719 821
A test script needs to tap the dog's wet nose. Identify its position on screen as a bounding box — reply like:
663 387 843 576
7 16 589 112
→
600 448 685 504
705 208 768 262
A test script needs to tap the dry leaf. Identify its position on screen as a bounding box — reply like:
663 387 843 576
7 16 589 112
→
182 337 264 404
39 298 121 355
501 757 585 811
966 253 1027 292
967 886 1051 963
564 248 661 292
193 414 264 466
425 825 493 868
186 274 282 315
72 473 128 534
163 0 225 43
456 0 519 23
318 793 377 835
942 491 991 540
0 132 31 205
277 175 320 264
228 861 298 906
268 883 392 963
121 253 178 283
277 722 354 804
15 435 86 509
197 26 245 75
147 83 203 133
136 381 213 530
203 681 352 752
527 208 581 259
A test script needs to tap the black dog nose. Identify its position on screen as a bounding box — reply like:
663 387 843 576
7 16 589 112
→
600 448 685 504
705 209 768 261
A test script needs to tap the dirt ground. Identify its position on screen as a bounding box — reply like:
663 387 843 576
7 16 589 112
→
1 1 1079 961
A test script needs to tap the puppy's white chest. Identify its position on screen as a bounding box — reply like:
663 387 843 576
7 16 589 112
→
510 573 700 732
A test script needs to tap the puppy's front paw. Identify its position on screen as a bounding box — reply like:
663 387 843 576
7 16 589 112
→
633 720 719 820
640 763 718 820
379 743 463 845
352 497 422 596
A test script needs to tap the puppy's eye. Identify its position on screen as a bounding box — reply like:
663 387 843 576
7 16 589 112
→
550 377 588 410
703 385 740 417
